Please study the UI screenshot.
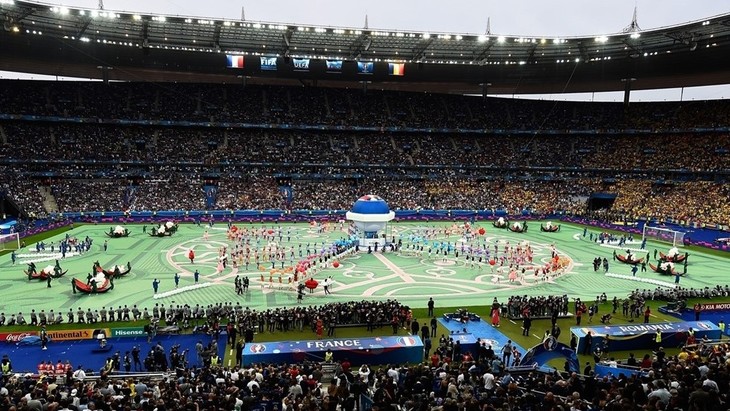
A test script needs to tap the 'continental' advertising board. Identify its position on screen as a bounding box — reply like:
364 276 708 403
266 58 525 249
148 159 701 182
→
46 328 110 341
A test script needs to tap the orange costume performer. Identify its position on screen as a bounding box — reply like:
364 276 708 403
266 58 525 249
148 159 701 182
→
491 308 500 327
316 319 324 339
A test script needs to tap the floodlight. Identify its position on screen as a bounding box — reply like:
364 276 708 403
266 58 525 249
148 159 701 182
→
477 35 488 43
497 36 505 43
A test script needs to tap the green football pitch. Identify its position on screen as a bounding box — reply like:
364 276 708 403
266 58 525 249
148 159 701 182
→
1 221 728 315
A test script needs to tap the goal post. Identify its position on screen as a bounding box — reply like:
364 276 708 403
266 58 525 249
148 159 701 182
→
642 225 686 247
0 232 20 252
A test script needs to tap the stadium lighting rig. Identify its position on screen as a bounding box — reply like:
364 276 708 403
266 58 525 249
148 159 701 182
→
3 0 730 72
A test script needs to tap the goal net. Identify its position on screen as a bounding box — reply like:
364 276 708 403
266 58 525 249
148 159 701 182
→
643 226 686 247
0 232 20 251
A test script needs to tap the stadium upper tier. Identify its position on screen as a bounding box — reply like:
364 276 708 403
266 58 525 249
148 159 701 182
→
2 80 730 131
2 2 730 93
0 81 728 224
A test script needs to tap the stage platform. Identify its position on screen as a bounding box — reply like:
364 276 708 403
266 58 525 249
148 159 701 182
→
242 335 423 366
571 320 722 354
438 316 526 355
660 303 730 336
0 333 222 373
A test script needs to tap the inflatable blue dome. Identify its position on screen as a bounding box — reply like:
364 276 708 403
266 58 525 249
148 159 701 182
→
351 195 390 214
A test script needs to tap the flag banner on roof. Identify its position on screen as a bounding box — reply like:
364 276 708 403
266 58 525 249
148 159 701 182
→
357 61 374 74
260 57 278 71
226 55 244 69
293 58 310 71
388 63 405 76
326 60 343 72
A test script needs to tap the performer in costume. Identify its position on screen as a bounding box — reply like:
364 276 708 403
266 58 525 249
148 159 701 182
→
491 308 500 327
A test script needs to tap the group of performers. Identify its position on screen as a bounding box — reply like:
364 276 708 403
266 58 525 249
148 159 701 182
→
210 223 354 292
221 225 346 270
398 223 569 283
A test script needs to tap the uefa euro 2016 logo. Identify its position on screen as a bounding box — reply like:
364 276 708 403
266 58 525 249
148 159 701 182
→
696 322 711 330
249 344 266 353
359 195 384 201
543 336 559 351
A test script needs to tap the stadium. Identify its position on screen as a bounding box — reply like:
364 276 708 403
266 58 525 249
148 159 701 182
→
0 0 729 410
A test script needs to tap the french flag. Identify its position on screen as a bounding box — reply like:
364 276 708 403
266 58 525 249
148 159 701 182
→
398 337 417 346
226 55 245 68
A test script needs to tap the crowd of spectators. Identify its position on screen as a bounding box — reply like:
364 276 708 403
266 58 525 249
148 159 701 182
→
130 176 207 212
214 177 285 210
2 173 729 228
4 80 730 129
51 180 128 213
0 173 46 216
3 297 730 410
1 81 729 228
1 124 727 172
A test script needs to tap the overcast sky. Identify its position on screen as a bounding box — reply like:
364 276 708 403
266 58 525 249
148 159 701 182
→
35 0 729 36
5 0 730 101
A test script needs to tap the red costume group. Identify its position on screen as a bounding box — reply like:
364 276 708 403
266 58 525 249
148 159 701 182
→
37 360 72 376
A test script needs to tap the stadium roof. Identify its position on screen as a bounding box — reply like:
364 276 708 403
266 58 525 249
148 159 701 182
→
2 0 730 94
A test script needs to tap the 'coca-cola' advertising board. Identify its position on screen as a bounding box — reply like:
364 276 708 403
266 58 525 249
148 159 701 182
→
0 332 38 343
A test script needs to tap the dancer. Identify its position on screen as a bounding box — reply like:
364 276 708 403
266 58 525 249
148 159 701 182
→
491 307 500 327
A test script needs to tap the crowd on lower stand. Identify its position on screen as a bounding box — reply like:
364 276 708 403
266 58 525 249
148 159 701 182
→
2 328 729 410
0 291 727 409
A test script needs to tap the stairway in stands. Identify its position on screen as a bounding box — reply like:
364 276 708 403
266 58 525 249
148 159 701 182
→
39 186 58 213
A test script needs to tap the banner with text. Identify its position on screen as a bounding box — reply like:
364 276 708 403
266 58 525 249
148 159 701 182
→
571 321 721 352
111 327 147 338
243 336 422 366
0 332 38 344
292 58 310 71
260 57 278 71
47 328 110 341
